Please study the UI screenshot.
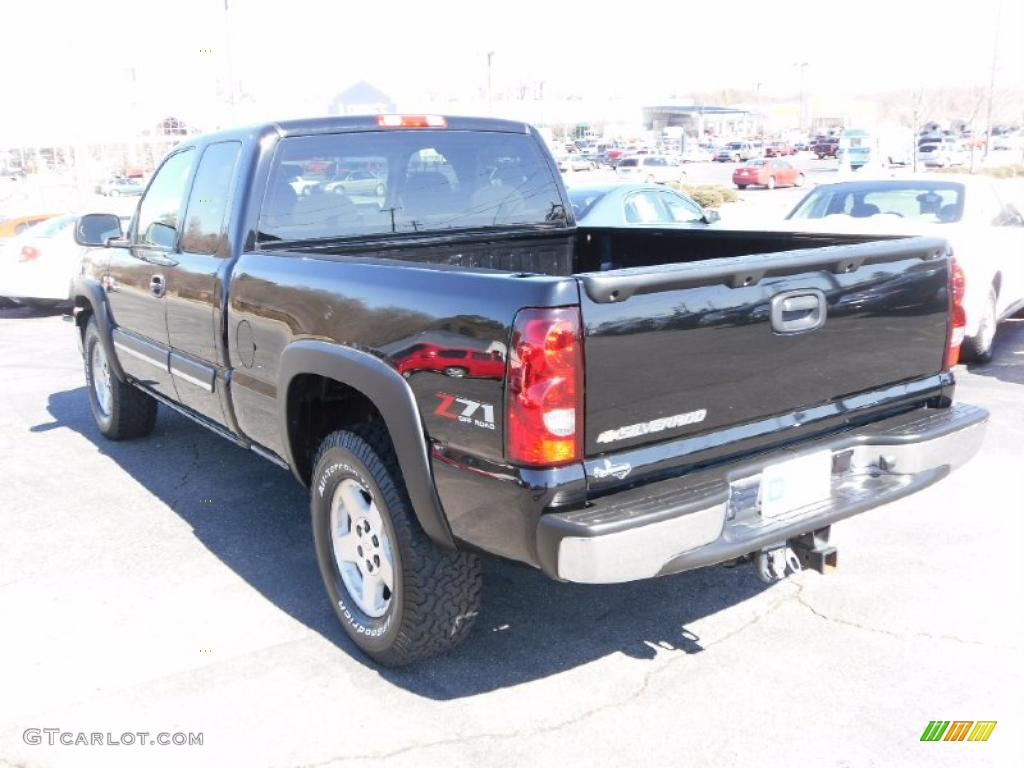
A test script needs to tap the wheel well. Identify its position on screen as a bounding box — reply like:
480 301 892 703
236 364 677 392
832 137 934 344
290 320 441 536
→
287 374 384 484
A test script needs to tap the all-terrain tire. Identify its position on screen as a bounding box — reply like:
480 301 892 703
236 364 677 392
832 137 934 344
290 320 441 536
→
83 318 158 440
311 424 482 665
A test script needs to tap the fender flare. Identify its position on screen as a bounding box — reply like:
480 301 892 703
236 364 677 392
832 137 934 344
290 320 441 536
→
71 276 126 382
278 340 456 550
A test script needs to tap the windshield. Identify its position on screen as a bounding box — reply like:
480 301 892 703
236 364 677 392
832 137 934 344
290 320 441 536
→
788 182 965 223
258 130 566 242
567 189 608 219
618 158 639 167
727 142 743 149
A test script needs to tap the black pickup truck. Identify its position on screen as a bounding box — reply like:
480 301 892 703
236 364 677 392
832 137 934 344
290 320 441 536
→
70 114 987 665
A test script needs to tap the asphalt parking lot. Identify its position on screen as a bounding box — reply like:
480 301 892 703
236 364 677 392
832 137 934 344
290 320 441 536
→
1 306 1021 768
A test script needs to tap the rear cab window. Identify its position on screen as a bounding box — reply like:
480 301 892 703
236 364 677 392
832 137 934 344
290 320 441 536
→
258 130 567 244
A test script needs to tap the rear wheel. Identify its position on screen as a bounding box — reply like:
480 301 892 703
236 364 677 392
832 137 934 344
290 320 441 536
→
443 366 468 378
961 286 998 364
794 173 805 187
83 318 157 440
311 426 481 665
736 184 747 190
767 176 776 190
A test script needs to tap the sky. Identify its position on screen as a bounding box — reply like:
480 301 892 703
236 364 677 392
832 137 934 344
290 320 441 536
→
2 0 1021 143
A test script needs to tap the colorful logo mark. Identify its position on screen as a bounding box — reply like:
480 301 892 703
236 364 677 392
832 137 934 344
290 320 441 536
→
920 721 997 742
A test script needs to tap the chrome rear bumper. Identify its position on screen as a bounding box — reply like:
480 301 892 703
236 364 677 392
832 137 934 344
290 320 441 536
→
536 403 987 584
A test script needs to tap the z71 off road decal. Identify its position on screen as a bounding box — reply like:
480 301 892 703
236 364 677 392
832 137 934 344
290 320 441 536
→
434 394 496 430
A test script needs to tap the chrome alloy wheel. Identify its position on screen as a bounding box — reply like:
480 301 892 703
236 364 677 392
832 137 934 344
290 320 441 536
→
330 478 395 618
90 341 112 417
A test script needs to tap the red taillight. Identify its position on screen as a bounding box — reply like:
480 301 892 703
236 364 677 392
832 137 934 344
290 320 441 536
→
376 114 447 128
18 245 40 262
947 257 966 367
506 307 584 466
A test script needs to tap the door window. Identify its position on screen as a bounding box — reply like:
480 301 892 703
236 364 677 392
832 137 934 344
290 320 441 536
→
624 191 670 224
181 142 241 255
660 192 704 223
135 149 195 249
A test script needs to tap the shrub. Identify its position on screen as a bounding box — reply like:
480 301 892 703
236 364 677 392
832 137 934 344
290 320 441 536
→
671 183 735 208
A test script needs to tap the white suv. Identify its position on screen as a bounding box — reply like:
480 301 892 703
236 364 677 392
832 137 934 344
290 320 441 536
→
615 155 685 184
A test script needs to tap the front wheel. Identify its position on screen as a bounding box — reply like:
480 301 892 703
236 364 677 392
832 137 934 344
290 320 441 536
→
767 176 776 190
961 286 998 364
311 427 482 665
736 184 747 190
794 173 805 187
83 318 157 440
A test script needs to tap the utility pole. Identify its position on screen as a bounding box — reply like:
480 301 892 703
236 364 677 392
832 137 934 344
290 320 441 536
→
982 0 1001 160
486 52 494 115
223 0 237 124
795 62 809 132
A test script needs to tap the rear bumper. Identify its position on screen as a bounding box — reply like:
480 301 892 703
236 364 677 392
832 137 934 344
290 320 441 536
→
536 403 987 584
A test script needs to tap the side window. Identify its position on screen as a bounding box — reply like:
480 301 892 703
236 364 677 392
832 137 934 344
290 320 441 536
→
624 191 669 224
181 142 241 256
135 149 195 249
661 192 704 223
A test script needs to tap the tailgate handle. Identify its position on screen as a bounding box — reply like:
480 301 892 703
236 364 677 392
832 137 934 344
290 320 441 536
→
771 289 826 334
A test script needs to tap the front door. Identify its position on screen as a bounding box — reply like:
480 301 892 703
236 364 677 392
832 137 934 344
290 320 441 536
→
165 140 243 425
105 148 196 396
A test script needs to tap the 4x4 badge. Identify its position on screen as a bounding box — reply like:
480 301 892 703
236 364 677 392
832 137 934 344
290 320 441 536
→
593 459 632 480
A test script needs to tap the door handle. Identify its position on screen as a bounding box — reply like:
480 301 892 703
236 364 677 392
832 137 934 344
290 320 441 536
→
150 274 166 298
770 289 826 334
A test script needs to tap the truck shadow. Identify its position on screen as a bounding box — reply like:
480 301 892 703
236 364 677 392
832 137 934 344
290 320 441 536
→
38 387 773 699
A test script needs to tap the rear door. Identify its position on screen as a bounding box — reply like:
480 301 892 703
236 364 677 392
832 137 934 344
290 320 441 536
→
575 229 951 457
107 148 195 397
164 140 243 425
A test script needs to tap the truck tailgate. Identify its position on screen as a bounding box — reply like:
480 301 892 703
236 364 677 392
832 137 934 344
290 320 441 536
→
576 232 951 456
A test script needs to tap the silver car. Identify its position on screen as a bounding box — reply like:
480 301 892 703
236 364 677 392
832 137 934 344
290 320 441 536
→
567 183 719 227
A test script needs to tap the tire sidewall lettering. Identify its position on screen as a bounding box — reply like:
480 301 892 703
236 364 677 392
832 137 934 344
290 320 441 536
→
316 453 398 644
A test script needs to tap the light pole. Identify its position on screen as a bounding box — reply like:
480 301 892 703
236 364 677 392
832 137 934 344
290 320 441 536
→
487 51 494 115
982 0 1001 160
795 62 808 131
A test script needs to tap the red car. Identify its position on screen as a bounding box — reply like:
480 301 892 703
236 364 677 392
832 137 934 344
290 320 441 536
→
765 142 794 157
732 159 805 190
395 344 506 379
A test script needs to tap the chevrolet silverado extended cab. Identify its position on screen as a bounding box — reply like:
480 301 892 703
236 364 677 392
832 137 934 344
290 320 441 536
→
70 115 987 665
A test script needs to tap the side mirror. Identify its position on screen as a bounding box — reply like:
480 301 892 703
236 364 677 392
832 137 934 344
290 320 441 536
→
75 213 126 247
702 208 721 224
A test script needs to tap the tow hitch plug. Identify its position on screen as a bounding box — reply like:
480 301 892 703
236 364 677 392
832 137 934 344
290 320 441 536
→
756 526 839 583
756 546 802 583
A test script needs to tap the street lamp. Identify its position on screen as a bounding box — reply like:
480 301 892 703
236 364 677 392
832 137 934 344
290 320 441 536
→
794 62 808 131
487 51 495 115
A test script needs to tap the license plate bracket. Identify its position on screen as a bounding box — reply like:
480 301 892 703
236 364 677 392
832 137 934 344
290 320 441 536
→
759 450 833 519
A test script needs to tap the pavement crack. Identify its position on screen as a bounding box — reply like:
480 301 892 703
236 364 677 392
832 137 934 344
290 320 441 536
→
166 440 202 510
296 590 796 767
793 582 999 648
